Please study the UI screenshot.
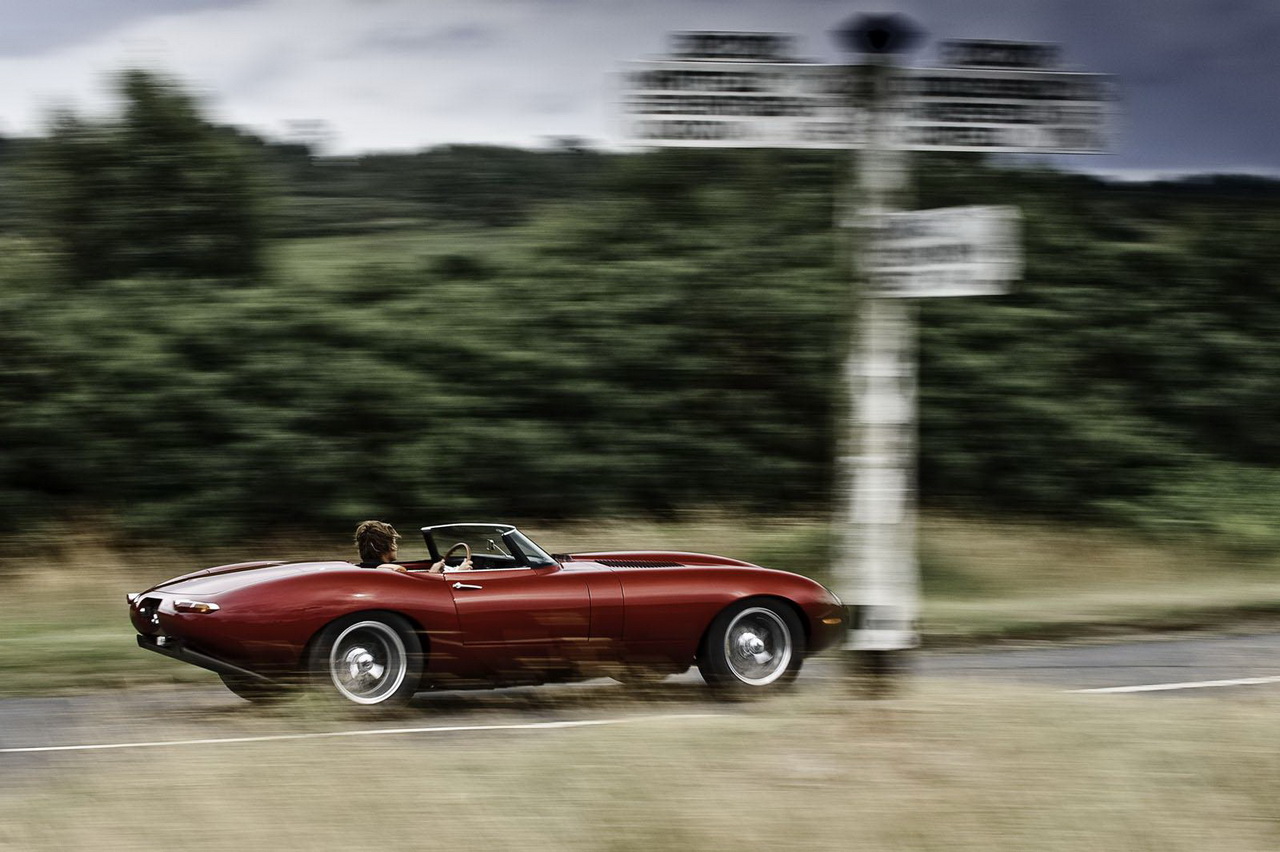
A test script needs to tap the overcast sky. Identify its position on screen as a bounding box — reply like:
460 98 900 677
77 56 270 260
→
0 0 1276 177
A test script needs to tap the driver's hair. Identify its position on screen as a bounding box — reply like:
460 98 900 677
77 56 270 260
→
354 520 400 564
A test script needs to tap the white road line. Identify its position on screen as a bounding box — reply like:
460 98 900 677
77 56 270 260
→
1072 675 1280 694
0 713 727 755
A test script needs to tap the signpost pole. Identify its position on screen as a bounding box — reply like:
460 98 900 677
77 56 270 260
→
834 20 920 688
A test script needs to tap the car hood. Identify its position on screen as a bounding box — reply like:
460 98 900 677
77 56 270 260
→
149 561 357 597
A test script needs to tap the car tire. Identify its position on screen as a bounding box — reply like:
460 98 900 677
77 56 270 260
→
219 672 291 704
698 599 805 696
306 613 423 709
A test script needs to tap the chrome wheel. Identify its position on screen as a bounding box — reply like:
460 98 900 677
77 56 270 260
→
722 606 793 686
328 620 408 705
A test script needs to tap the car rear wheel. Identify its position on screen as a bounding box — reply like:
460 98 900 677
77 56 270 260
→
698 600 804 695
307 613 423 708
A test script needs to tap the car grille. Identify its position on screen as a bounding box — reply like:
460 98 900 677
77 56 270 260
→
137 597 163 632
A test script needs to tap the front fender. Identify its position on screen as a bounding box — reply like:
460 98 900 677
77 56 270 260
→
617 566 843 662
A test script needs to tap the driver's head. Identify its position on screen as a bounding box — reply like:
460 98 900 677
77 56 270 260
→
354 520 400 563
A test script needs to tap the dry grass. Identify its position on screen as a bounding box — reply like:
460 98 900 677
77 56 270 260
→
0 526 351 694
1 683 1278 851
920 516 1280 638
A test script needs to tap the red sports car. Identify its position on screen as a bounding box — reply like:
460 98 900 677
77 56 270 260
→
129 523 845 707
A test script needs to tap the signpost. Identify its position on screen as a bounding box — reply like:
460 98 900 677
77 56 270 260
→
619 19 1113 686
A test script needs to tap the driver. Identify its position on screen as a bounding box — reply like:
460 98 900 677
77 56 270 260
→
353 520 471 574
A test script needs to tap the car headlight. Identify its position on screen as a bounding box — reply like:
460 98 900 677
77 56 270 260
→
174 600 221 614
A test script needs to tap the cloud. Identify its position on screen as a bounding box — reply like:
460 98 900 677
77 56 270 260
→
0 0 257 57
0 0 1275 173
352 23 498 55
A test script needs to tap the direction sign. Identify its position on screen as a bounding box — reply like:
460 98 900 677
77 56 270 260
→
865 205 1021 298
939 39 1060 70
889 67 1114 153
620 34 1113 153
622 60 858 148
667 31 796 62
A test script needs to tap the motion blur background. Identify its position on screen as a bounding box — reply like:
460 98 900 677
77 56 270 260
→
2 80 1279 545
3 2 1280 850
0 0 1278 637
1 0 1278 549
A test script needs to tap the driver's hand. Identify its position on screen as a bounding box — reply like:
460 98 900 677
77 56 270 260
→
428 560 446 574
458 558 473 571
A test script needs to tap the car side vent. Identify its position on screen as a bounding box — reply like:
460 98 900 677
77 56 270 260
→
596 560 684 568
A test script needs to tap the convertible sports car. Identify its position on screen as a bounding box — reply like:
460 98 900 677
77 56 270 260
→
128 523 845 707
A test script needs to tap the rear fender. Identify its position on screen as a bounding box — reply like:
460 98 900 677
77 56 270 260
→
187 569 458 671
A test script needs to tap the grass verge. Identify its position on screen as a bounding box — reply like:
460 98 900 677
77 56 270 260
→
1 683 1278 851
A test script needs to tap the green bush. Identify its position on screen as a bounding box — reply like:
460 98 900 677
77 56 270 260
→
4 90 1280 547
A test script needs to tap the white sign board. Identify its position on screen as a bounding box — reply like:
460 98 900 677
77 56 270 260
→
621 61 859 149
939 39 1062 71
620 34 1114 154
866 205 1022 297
889 67 1114 153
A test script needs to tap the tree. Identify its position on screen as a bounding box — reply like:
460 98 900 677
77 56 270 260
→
31 70 265 283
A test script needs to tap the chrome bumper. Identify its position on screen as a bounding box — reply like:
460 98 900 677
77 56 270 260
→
135 634 278 684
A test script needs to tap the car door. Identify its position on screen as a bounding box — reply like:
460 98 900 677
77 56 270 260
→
444 564 591 678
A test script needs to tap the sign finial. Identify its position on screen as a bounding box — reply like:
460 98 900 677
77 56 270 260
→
835 13 923 55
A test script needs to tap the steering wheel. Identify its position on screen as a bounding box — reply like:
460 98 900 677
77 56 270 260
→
443 542 471 568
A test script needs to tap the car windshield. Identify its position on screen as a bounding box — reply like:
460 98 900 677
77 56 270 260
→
507 529 557 567
421 524 557 568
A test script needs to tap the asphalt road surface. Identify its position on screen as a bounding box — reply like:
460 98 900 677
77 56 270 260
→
2 632 1279 764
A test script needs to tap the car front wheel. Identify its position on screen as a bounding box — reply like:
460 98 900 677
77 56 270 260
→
307 613 423 708
698 600 804 695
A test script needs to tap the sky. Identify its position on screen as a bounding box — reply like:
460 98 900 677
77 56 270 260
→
0 0 1276 177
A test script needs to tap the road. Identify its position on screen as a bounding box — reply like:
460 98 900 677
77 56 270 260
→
2 632 1278 763
914 631 1280 693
